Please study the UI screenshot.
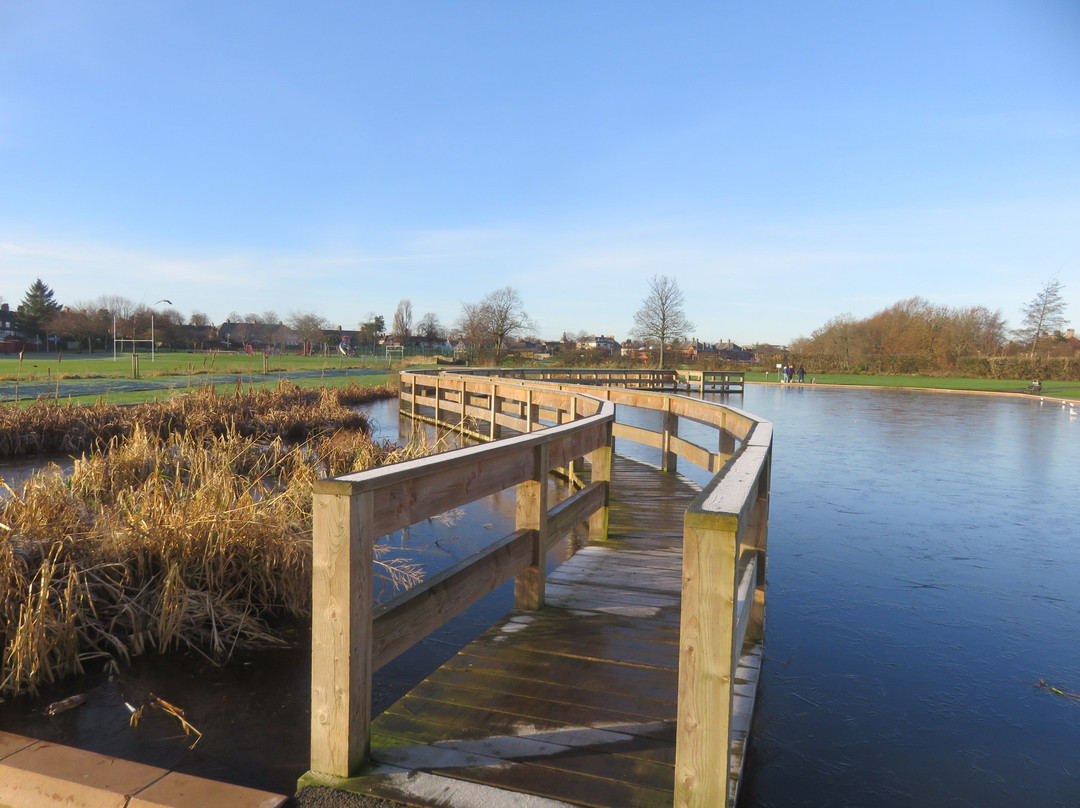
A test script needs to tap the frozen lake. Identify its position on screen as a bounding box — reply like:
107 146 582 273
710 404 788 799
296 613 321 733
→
1 386 1076 805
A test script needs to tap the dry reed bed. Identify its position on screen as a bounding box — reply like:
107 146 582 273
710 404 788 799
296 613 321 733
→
0 379 396 457
0 381 422 697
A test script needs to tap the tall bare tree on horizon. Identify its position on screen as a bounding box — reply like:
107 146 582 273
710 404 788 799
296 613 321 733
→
392 299 413 345
482 287 534 357
1015 278 1068 358
630 274 693 370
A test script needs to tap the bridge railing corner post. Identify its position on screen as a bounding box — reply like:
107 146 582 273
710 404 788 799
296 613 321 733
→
675 511 737 808
310 485 374 779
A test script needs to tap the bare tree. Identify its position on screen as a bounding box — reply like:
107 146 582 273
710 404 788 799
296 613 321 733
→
481 286 534 356
189 311 211 327
945 305 1006 363
630 275 694 369
417 312 443 342
1014 278 1068 357
92 295 138 321
46 305 111 352
287 311 328 355
456 301 491 357
392 299 413 345
151 307 186 348
974 307 1007 355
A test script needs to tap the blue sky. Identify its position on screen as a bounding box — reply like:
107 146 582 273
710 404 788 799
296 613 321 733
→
1 1 1078 345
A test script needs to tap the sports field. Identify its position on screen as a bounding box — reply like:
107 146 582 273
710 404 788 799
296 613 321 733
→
1 352 1075 404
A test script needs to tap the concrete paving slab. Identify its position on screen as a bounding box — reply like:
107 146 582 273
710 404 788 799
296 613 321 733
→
0 733 166 808
129 770 289 808
0 730 292 808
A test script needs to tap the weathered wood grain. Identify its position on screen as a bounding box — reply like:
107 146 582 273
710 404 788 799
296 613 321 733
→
310 371 770 807
347 456 711 807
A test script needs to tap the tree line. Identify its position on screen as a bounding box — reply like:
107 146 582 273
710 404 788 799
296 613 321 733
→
789 280 1074 378
4 278 540 357
15 273 1065 377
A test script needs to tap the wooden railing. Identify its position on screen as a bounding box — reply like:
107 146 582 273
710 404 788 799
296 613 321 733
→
308 368 770 808
430 366 744 394
677 369 745 394
309 381 614 779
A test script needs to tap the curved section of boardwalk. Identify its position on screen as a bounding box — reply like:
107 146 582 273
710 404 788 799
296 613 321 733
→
309 457 760 807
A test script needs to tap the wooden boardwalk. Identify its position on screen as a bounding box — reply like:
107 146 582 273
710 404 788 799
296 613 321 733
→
325 456 761 808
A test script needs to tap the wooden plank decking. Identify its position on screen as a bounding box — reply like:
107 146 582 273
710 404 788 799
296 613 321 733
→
316 456 761 807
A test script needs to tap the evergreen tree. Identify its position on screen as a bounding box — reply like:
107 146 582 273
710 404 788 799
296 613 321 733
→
17 278 62 340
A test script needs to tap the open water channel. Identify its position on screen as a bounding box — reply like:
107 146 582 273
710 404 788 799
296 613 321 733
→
0 386 1077 806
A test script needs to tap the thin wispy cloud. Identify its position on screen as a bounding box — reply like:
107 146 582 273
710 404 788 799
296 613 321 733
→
0 2 1076 342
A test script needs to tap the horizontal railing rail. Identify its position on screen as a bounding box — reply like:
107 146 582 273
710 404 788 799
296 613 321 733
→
308 367 770 808
309 380 614 779
416 366 744 395
676 369 745 394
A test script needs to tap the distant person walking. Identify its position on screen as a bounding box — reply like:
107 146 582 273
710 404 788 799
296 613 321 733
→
797 366 805 383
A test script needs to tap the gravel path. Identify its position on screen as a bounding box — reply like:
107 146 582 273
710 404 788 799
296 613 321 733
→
292 786 411 808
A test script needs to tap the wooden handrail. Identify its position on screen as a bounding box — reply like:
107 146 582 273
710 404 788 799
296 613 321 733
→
310 378 614 778
309 368 770 808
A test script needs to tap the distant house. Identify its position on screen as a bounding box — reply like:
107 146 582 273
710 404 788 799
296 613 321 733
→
576 334 620 354
0 303 35 353
178 322 218 350
620 340 652 362
219 321 293 351
716 341 755 361
507 338 545 357
682 340 754 362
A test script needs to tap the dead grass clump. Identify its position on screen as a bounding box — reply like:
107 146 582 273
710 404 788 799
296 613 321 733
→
0 383 423 697
0 380 395 459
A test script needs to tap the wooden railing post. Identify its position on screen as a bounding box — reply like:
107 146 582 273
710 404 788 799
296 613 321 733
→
406 374 415 416
719 412 736 456
662 398 678 472
674 511 738 808
310 483 374 778
585 421 613 541
514 443 549 610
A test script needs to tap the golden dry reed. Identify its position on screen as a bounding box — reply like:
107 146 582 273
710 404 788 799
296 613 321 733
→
0 378 400 457
0 381 423 697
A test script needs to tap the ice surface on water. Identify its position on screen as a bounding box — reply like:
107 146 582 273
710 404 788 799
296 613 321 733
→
1 389 1075 804
725 386 1080 808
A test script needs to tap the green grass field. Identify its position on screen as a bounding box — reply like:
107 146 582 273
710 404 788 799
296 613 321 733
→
2 351 1076 404
0 350 401 406
0 350 392 381
742 370 1079 399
